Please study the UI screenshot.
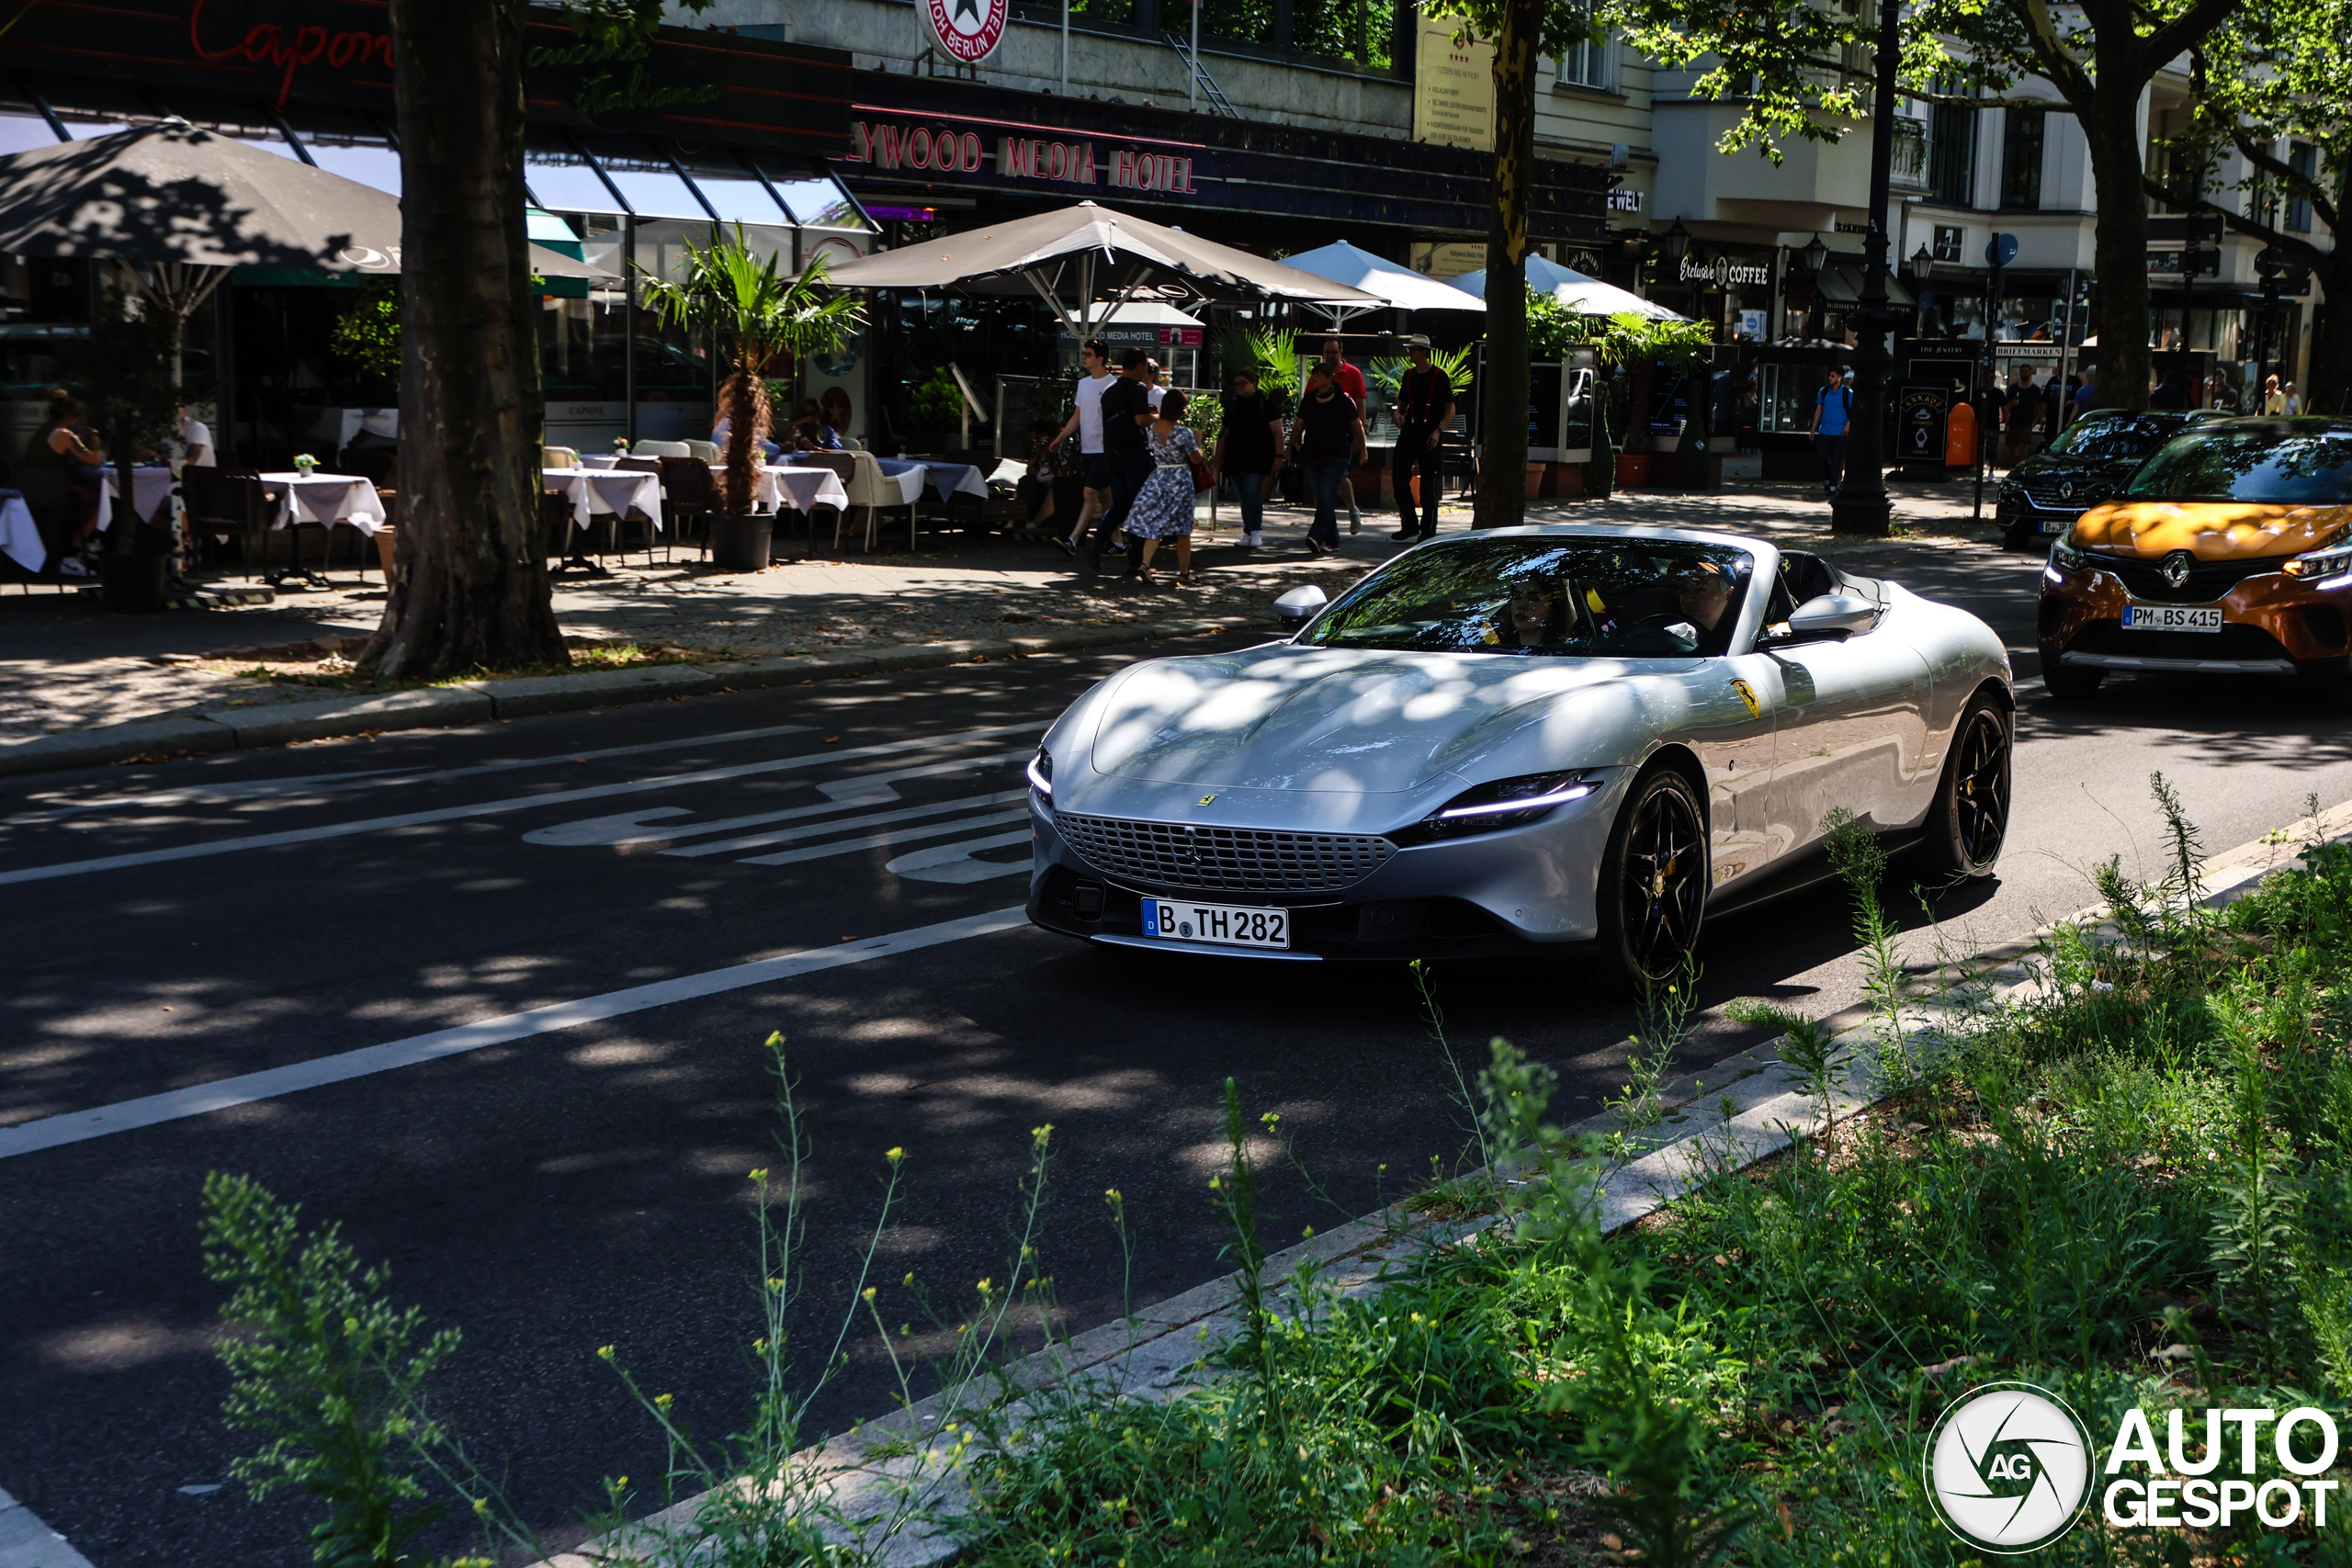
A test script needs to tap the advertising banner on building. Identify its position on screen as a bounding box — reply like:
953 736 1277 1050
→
1412 13 1495 152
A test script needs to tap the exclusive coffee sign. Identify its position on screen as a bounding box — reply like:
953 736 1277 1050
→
925 0 1011 64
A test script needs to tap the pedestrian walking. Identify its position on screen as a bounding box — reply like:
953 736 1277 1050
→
1809 366 1852 496
1317 337 1368 533
1123 389 1204 587
1388 335 1453 543
2262 373 2288 414
1211 367 1284 549
1290 362 1365 555
1051 339 1115 557
2073 364 2099 421
2285 381 2303 416
1086 347 1157 571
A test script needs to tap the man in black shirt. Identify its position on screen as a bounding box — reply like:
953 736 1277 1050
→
1388 337 1454 542
1211 367 1285 548
1086 347 1156 570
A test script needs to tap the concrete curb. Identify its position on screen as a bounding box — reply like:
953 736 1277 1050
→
532 798 2352 1568
0 617 1257 781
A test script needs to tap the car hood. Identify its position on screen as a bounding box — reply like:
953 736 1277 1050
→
1083 642 1666 794
2074 501 2351 560
2009 451 2142 486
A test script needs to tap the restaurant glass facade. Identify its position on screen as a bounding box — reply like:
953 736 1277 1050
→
3 4 869 467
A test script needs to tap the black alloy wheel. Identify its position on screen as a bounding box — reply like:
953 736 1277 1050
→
1923 697 2012 879
1596 767 1709 997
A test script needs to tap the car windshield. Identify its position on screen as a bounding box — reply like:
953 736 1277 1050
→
2043 413 2182 461
2125 428 2352 504
1297 536 1753 658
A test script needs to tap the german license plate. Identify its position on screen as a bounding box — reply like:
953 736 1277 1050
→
1140 899 1289 950
2121 603 2222 632
2038 515 2068 534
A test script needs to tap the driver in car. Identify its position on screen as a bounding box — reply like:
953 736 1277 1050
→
1674 558 1736 636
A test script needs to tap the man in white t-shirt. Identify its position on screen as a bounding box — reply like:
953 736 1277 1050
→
178 406 216 468
1051 338 1114 557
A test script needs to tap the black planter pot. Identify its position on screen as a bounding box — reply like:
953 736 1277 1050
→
708 513 774 571
98 552 170 614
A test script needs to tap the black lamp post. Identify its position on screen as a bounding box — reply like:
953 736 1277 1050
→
1830 0 1900 535
1908 243 1934 337
1660 220 1692 290
1801 234 1828 278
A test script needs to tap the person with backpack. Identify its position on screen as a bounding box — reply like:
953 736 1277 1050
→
1809 366 1853 497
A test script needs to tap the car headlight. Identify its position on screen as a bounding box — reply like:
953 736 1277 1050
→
2049 536 2087 574
2283 540 2352 582
1394 770 1596 844
1026 745 1053 799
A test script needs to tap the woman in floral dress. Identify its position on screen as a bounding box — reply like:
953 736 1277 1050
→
1121 388 1201 585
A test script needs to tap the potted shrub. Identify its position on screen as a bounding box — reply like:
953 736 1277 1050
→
639 230 864 570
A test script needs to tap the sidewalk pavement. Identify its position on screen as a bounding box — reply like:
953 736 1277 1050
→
0 479 2016 773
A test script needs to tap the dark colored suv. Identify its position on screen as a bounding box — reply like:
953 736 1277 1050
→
1997 409 2222 550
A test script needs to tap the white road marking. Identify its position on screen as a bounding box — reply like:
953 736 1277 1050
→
0 906 1032 1161
6 723 820 823
0 725 1039 888
662 789 1029 859
523 751 1027 850
735 809 1032 867
0 1485 96 1567
887 829 1035 883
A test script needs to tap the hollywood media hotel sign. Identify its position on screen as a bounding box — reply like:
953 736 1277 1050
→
844 118 1201 195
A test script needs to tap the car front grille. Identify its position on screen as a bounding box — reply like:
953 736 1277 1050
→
2066 620 2292 663
2086 553 2290 604
2016 475 2113 512
1054 812 1396 894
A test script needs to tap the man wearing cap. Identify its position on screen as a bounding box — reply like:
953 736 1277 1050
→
1389 336 1454 543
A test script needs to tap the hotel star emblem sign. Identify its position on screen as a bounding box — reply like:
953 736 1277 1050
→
926 0 1009 63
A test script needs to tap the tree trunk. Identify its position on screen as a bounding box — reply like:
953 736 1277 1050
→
2308 160 2352 412
1475 0 1536 529
2080 63 2154 412
720 370 767 515
363 0 566 679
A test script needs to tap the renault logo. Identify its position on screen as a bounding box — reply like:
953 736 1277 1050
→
2059 481 2075 501
2160 550 2194 590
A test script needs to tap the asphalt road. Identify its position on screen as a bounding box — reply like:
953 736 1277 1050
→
6 538 2352 1568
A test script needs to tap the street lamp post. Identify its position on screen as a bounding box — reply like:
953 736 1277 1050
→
1908 243 1933 339
1829 0 1902 536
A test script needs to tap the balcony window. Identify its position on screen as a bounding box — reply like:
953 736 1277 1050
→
2000 107 2044 210
2288 142 2315 231
1928 98 1976 205
1892 117 1930 191
1556 33 1611 90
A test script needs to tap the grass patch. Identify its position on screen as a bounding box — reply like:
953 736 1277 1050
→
211 637 712 694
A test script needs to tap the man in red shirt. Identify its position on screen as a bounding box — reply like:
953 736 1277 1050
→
1319 338 1367 535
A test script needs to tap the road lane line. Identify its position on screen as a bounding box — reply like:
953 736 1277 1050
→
888 829 1035 883
0 906 1032 1161
523 751 1028 849
735 809 1032 867
7 723 820 823
662 789 1030 858
0 724 1039 888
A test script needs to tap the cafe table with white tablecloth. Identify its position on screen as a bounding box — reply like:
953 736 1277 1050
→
751 464 850 516
890 457 989 503
542 468 664 532
94 465 176 531
0 489 44 573
256 472 388 535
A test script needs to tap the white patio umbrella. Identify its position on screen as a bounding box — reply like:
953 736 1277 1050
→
820 199 1380 328
1450 254 1690 321
1279 239 1488 326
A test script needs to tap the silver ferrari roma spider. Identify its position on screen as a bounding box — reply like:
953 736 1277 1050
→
1026 525 2014 990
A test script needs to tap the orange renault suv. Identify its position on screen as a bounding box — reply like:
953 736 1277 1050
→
2038 418 2352 700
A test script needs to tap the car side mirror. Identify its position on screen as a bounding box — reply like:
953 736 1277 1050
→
1770 592 1878 643
1275 584 1329 633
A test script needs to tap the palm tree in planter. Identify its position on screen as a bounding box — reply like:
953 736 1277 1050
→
638 230 864 568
